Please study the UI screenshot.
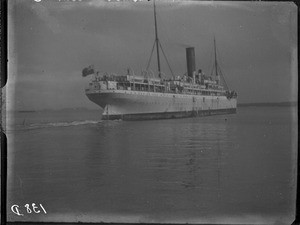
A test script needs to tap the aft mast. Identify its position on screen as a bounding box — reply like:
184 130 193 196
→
213 36 218 77
153 0 161 78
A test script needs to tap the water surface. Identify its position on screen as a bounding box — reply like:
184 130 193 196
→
7 106 297 224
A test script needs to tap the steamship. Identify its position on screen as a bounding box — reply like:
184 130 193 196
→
83 1 237 120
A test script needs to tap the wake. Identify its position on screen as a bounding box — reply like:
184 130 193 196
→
28 120 101 129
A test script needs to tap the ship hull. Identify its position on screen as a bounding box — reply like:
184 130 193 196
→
101 108 236 120
86 90 237 120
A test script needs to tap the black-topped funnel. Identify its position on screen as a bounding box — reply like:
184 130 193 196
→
186 47 196 77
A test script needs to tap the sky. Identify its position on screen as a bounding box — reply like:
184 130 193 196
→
7 0 297 110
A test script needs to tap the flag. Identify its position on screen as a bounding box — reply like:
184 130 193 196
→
82 65 95 77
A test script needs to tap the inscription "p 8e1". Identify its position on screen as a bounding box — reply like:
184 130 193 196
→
11 203 47 216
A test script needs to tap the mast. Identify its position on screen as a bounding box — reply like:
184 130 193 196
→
153 0 161 78
214 36 218 77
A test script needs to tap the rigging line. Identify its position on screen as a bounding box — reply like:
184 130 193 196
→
218 65 229 90
149 69 155 79
216 44 223 70
208 35 216 76
218 59 229 86
156 9 178 78
214 41 229 90
213 36 218 77
215 48 229 89
156 12 173 50
146 40 156 71
156 13 168 41
210 41 215 76
158 40 174 78
216 44 227 75
153 0 161 76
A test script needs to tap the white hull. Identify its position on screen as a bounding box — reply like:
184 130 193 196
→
86 90 237 120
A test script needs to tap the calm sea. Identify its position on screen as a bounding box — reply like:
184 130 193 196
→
6 106 297 224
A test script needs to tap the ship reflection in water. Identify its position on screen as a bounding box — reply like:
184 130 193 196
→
7 106 296 224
